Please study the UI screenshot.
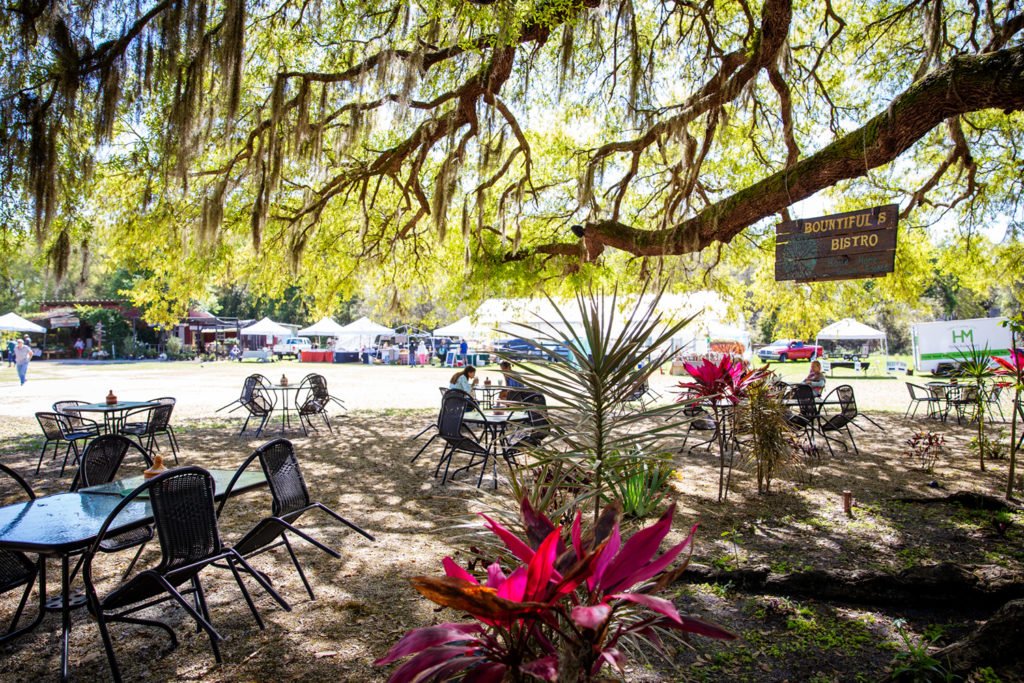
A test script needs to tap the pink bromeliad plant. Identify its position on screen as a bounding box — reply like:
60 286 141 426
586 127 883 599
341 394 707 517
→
375 499 735 682
676 355 770 405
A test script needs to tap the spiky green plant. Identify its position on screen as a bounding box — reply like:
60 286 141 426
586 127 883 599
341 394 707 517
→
498 288 694 526
956 344 995 472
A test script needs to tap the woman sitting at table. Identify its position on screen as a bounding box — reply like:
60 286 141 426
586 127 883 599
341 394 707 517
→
449 365 478 395
802 360 827 396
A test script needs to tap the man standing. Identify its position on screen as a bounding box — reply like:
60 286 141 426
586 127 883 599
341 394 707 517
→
13 338 32 385
459 338 469 366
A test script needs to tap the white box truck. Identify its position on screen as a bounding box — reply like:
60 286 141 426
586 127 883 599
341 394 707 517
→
911 317 1013 374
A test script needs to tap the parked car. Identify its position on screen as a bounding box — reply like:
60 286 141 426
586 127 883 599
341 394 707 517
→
756 340 824 362
273 337 312 359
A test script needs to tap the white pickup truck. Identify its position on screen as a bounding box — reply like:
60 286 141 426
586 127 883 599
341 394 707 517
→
272 337 312 359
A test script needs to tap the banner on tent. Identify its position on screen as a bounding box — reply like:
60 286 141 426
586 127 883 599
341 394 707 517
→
775 204 898 283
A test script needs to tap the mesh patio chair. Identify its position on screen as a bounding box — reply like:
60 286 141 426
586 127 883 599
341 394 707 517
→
947 384 981 426
53 400 103 436
70 435 155 581
501 391 550 463
785 384 820 449
435 390 497 488
0 463 45 646
984 384 1007 422
300 373 346 410
294 375 332 435
82 467 291 682
217 374 270 413
34 411 97 476
678 403 718 453
817 385 860 457
905 382 943 419
120 400 179 463
238 375 276 436
216 439 374 600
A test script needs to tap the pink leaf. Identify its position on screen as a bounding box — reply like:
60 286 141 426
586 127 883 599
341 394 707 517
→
521 655 559 681
480 514 535 563
496 566 527 602
525 527 560 601
596 647 625 675
462 662 508 683
375 624 481 665
485 562 506 589
660 615 738 640
442 557 477 585
588 523 620 591
384 646 477 682
609 592 681 624
600 504 676 593
570 604 611 630
616 522 697 589
571 509 583 561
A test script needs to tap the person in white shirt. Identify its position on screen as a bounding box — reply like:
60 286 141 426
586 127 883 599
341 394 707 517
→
13 339 32 385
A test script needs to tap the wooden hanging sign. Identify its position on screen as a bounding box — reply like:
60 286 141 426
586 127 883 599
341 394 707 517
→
775 204 898 283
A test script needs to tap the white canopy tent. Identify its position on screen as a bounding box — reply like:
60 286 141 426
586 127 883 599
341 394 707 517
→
341 316 394 336
433 316 486 339
239 317 292 337
815 318 888 365
297 317 348 337
0 312 47 334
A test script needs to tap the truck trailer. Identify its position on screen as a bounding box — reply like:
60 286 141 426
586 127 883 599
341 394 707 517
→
911 317 1013 375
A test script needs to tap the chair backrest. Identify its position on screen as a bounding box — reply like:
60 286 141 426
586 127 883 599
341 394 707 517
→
819 359 832 373
73 435 140 491
145 403 174 432
149 468 222 572
307 374 329 401
791 384 818 419
242 374 269 401
150 396 176 408
438 390 478 440
835 385 857 419
53 400 91 431
36 411 66 440
255 438 311 517
0 462 35 501
906 382 931 400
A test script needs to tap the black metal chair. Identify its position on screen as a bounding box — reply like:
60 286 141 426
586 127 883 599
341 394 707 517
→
785 384 820 448
818 385 859 457
216 374 270 414
501 391 550 463
82 467 291 682
53 400 103 436
300 373 345 410
0 463 45 646
947 384 981 426
435 390 497 488
905 382 943 419
407 388 450 464
34 411 96 476
295 375 332 435
70 435 155 581
238 375 276 436
984 383 1007 422
217 439 374 600
120 401 179 464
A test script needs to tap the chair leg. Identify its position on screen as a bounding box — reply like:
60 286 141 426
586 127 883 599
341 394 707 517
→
281 533 316 600
35 440 50 474
164 430 179 464
95 609 124 683
155 575 224 646
193 577 224 663
228 550 292 612
411 433 438 463
314 504 376 541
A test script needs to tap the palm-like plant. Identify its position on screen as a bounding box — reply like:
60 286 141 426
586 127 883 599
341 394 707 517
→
498 288 694 526
956 344 995 471
993 318 1024 499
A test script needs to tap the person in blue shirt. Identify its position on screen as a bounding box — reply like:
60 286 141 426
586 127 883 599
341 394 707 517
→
458 338 469 366
449 365 478 394
499 360 523 388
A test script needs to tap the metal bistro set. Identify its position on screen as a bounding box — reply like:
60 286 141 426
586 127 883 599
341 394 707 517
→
409 384 550 489
904 379 1011 425
0 438 373 681
217 372 345 437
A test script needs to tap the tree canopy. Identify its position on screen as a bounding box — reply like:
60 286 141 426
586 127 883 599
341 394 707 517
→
0 0 1022 328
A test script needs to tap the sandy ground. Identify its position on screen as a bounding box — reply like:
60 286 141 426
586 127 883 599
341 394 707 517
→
0 357 951 419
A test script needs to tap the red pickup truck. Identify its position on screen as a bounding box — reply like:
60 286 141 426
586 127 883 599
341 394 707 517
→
756 340 824 362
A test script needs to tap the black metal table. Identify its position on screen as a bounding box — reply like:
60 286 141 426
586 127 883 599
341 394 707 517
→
265 385 301 432
0 468 266 681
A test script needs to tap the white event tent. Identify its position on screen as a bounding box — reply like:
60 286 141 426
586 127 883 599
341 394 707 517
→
815 318 889 361
239 317 292 337
333 316 394 350
298 317 348 338
0 312 47 334
433 316 487 339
